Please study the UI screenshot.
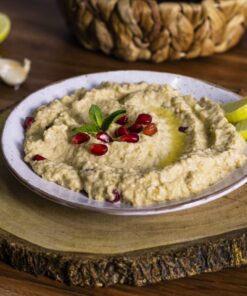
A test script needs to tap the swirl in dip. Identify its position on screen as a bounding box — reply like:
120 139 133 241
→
24 82 246 206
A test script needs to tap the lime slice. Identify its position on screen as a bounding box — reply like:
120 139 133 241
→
222 97 247 123
0 13 11 43
235 119 247 140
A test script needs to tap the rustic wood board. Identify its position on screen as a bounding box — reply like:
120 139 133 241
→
0 109 247 287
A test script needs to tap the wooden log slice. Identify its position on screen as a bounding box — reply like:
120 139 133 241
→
0 109 247 287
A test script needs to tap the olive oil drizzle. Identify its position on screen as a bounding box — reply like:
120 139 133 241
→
152 107 186 167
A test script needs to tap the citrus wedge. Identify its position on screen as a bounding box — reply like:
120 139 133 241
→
222 97 247 123
0 13 11 43
235 119 247 140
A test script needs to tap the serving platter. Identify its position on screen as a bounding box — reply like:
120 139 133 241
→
1 70 247 215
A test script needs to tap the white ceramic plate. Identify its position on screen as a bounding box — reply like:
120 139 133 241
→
1 71 247 215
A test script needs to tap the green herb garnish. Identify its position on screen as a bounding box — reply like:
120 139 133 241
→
89 104 103 128
73 104 126 135
72 123 100 136
102 109 126 131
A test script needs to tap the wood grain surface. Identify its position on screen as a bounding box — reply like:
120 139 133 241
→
0 261 246 296
0 0 247 294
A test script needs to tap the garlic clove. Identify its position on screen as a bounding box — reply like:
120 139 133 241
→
0 58 31 86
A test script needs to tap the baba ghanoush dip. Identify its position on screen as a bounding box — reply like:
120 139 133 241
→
23 82 246 206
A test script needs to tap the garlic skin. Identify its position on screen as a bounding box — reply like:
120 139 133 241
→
0 58 31 86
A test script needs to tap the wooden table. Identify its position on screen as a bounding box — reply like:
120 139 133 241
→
0 0 247 295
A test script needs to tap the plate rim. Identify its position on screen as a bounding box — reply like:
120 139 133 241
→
1 70 247 216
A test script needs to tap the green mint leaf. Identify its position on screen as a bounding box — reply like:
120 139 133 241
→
89 104 103 128
102 110 126 131
72 124 100 136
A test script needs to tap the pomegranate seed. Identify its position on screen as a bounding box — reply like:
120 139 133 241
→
128 123 143 133
23 116 34 130
72 133 90 144
115 126 129 137
96 132 113 143
136 113 152 125
89 144 108 156
178 126 188 133
143 123 158 136
116 115 128 125
120 133 139 143
108 189 121 203
33 154 46 161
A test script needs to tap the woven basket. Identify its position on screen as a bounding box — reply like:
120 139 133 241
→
58 0 247 62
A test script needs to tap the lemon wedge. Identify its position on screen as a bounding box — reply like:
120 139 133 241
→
222 97 247 123
235 119 247 140
0 13 11 43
